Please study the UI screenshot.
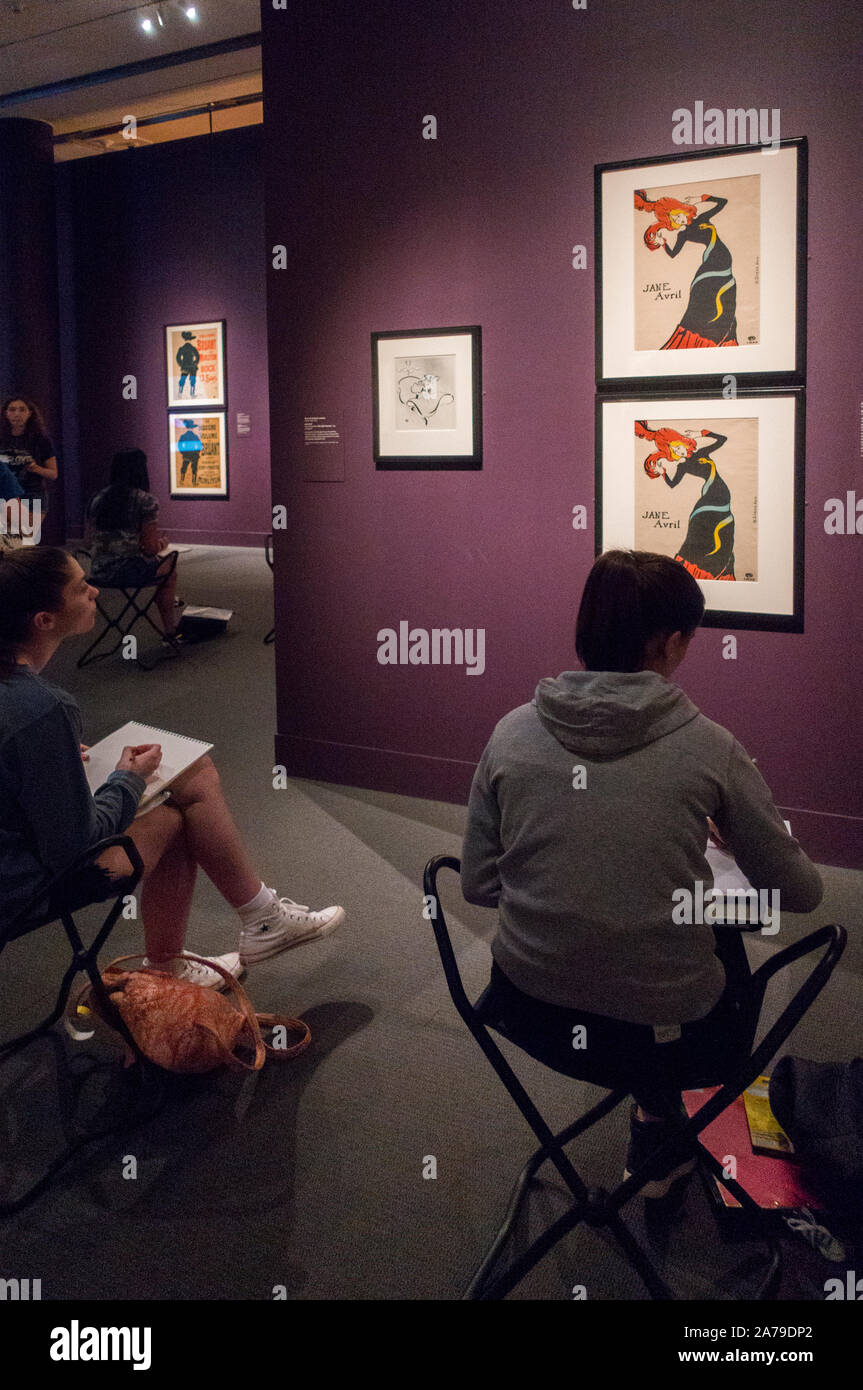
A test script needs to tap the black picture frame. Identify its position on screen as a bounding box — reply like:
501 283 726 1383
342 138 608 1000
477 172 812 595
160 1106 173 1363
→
372 325 482 469
595 387 805 633
164 319 227 409
595 138 807 393
168 410 230 500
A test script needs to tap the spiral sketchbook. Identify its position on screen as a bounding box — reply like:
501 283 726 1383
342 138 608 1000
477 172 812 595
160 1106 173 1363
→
84 721 213 815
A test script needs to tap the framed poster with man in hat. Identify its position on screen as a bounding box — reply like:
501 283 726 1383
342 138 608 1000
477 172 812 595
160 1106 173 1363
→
165 320 226 408
168 412 228 498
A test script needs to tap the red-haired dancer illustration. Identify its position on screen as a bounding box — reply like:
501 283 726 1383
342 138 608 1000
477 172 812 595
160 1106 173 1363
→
635 190 739 349
636 420 736 580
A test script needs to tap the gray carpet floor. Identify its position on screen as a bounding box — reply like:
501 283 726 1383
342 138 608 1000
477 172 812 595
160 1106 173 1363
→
0 545 860 1300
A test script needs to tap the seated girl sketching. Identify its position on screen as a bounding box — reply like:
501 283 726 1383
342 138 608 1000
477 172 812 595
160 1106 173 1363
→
86 449 181 641
460 549 823 1198
0 549 345 990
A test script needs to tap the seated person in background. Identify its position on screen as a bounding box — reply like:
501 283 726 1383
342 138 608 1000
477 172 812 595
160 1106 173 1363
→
0 548 345 990
461 548 823 1198
86 449 181 640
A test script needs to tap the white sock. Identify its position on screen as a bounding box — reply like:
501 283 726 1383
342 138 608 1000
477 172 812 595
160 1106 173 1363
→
236 881 272 919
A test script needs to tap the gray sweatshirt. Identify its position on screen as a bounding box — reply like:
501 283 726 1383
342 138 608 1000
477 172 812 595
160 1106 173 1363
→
461 670 823 1025
0 664 146 920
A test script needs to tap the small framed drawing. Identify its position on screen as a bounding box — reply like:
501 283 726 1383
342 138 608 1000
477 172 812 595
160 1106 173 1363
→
372 325 482 469
165 320 226 408
168 412 229 499
596 139 806 389
596 389 804 632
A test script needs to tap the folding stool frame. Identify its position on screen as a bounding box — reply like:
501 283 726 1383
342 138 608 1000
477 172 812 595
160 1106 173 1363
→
264 533 275 645
0 836 165 1214
424 854 846 1301
75 547 180 668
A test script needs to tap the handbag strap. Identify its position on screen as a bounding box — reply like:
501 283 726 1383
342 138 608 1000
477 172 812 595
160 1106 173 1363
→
253 1013 312 1059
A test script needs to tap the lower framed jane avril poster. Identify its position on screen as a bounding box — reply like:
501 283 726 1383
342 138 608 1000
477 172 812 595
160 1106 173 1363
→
596 390 804 632
168 413 228 498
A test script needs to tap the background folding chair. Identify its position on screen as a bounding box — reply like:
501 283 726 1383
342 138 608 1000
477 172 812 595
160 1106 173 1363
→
0 836 165 1214
75 547 180 668
264 533 275 645
424 854 846 1301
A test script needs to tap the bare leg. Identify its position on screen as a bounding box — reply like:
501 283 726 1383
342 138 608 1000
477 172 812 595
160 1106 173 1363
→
153 555 179 634
164 756 261 908
95 803 196 960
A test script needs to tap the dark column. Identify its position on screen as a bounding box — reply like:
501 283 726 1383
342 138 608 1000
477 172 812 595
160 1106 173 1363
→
0 118 64 543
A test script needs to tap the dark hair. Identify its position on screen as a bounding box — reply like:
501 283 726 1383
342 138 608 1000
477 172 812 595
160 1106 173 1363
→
575 550 705 673
0 547 72 678
0 396 49 448
88 450 150 531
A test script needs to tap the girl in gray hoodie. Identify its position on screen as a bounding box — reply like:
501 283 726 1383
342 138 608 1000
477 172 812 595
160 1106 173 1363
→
461 549 823 1194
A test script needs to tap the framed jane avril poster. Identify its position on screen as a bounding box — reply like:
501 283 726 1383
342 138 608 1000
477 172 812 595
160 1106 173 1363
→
596 390 804 632
165 320 226 408
595 140 806 389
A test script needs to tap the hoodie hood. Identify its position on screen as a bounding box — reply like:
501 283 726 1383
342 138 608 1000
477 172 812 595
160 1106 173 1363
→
534 670 700 758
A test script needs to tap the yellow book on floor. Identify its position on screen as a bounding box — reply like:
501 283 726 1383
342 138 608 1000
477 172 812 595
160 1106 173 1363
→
743 1075 795 1156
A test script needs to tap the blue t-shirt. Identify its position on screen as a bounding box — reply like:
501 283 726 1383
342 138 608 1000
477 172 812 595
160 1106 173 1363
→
0 434 55 504
0 460 25 501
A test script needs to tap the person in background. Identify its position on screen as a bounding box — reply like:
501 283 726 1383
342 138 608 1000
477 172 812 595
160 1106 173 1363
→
86 449 181 641
0 459 25 551
0 548 346 990
461 549 823 1199
0 396 58 528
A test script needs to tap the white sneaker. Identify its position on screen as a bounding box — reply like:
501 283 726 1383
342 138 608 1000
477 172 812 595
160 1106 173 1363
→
239 891 345 964
142 951 245 991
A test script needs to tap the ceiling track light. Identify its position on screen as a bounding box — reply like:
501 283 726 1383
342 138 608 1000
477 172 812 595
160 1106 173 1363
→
139 1 200 33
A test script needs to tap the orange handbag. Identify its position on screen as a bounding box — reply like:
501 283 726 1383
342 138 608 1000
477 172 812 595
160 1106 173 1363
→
69 953 311 1074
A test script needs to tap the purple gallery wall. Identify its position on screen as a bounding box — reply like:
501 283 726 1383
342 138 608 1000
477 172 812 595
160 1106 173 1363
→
56 125 269 546
262 0 862 868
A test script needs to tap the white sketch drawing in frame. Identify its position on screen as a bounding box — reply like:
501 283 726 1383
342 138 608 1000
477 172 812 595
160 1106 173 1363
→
395 355 456 430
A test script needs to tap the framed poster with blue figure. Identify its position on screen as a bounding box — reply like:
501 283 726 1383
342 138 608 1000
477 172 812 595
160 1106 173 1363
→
169 412 228 498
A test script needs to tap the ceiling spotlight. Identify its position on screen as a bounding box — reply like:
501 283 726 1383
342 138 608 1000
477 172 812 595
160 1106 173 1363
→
184 5 199 19
139 3 167 30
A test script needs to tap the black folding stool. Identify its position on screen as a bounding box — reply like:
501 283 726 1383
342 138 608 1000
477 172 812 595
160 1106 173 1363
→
264 534 275 645
424 854 846 1301
0 836 165 1214
75 547 180 668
